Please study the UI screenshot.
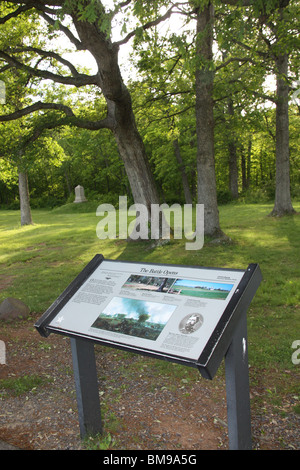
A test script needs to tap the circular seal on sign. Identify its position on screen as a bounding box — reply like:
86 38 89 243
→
179 313 203 334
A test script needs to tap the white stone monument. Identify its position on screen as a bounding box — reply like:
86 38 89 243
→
74 185 87 203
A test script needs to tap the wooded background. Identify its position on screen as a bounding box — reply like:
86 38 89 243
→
0 0 299 234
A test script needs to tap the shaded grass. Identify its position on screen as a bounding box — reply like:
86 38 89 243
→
0 203 299 400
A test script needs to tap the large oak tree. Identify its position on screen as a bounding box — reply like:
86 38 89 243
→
0 0 178 216
0 0 297 236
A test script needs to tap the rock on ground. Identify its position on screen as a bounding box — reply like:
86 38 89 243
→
0 298 30 322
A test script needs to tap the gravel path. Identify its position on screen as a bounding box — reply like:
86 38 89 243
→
0 321 299 451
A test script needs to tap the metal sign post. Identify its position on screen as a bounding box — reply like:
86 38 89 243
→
70 337 102 438
225 311 252 450
68 311 253 448
35 255 262 449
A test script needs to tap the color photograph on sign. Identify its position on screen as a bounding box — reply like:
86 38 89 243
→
170 279 234 300
122 275 176 293
122 274 234 299
91 296 176 341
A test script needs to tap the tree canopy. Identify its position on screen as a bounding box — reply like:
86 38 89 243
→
0 0 299 231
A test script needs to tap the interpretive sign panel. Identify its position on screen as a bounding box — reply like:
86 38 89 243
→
35 255 262 379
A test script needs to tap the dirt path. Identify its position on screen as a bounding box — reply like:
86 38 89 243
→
0 319 299 451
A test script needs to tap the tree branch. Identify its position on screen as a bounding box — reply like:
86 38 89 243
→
219 0 255 6
0 100 115 130
114 4 176 47
142 105 194 130
39 11 85 51
0 4 34 24
110 0 132 20
263 112 276 141
140 89 192 107
215 56 256 70
0 50 98 87
0 1 85 51
0 101 73 121
9 46 81 77
232 80 277 103
232 39 269 59
0 64 10 73
1 0 64 6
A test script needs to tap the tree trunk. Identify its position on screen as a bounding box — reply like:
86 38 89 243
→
18 170 33 226
195 3 225 238
228 140 239 199
72 14 160 213
241 138 251 192
241 147 247 192
270 52 295 216
173 139 193 204
227 99 239 199
112 106 160 211
64 168 72 196
246 138 252 189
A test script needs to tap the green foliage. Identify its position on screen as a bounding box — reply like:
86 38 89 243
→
83 432 113 450
63 0 112 37
0 0 299 210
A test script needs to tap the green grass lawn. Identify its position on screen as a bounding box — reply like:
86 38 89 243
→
0 201 299 404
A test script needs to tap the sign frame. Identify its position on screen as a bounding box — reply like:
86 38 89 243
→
35 255 262 449
35 255 262 380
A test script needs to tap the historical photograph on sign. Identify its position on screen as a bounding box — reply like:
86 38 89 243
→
179 313 204 334
122 274 176 293
169 279 234 300
91 296 176 341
